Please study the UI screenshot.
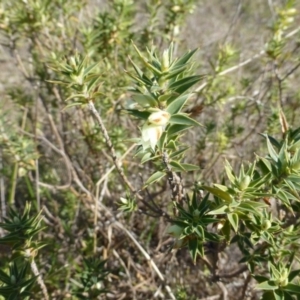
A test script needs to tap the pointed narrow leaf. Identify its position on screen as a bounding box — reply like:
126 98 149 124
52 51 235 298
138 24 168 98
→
132 43 162 76
164 64 189 79
167 124 192 136
144 171 166 187
126 109 151 120
228 213 239 232
168 75 204 94
131 93 158 107
256 281 278 290
202 186 232 202
170 48 198 69
181 163 200 171
169 161 186 171
169 147 189 159
224 160 236 184
281 283 300 294
169 114 202 126
166 94 191 114
266 137 278 162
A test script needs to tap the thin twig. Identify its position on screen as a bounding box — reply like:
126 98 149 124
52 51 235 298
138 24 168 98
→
25 249 49 300
112 249 137 300
240 273 252 300
88 101 137 194
195 26 300 93
94 174 108 253
162 151 185 215
95 144 136 189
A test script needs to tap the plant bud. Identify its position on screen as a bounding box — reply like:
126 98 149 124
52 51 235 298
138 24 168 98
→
162 49 169 71
261 220 271 231
239 175 251 190
167 224 183 238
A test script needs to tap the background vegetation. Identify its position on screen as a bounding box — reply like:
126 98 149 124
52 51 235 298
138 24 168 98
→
0 0 300 299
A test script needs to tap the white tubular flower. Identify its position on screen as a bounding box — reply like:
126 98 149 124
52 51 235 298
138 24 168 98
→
141 110 170 150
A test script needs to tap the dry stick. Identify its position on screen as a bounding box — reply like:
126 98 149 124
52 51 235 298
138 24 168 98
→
112 249 137 300
88 101 137 194
25 249 49 300
95 144 136 189
199 296 220 300
195 26 300 93
94 174 108 254
20 130 72 190
240 273 252 300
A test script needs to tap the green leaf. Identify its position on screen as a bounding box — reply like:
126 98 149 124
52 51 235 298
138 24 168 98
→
166 94 191 114
241 200 268 208
131 93 158 107
170 48 198 70
169 161 186 172
126 70 151 86
287 174 300 183
228 213 239 232
283 283 300 294
65 93 88 102
221 219 231 241
141 152 152 164
208 205 228 215
260 133 281 150
289 139 300 151
131 43 162 76
253 275 270 283
126 109 151 120
258 156 272 173
224 160 236 185
276 189 292 207
289 269 300 281
164 64 189 80
157 131 168 151
266 136 278 162
202 186 232 202
213 184 228 192
181 163 200 171
169 114 202 126
169 147 189 159
256 280 278 290
188 238 203 262
167 124 192 136
144 171 166 187
249 173 272 188
168 75 204 94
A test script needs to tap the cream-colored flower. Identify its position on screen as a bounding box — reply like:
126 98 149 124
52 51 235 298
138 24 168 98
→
148 110 170 126
141 123 163 150
141 110 170 150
